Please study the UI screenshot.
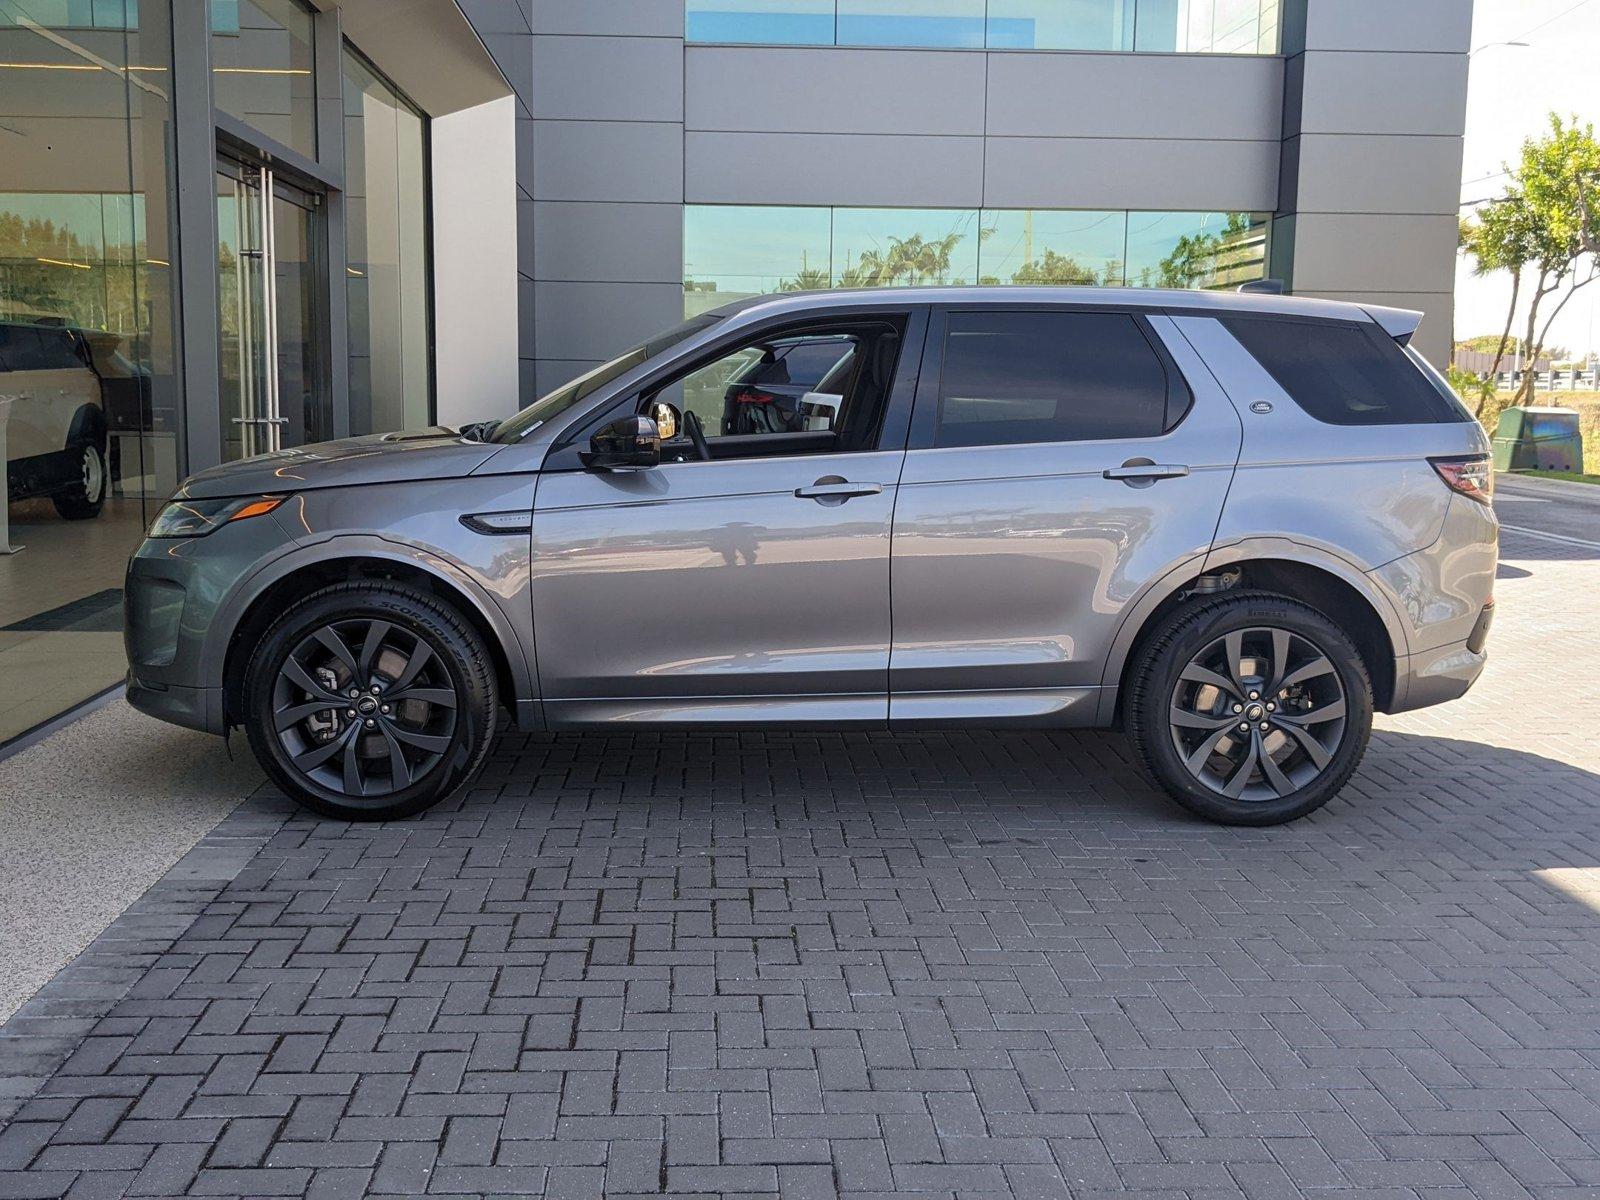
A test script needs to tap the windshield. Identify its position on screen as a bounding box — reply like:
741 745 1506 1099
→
490 312 724 443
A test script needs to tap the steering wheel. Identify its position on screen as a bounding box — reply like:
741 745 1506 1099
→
683 408 711 462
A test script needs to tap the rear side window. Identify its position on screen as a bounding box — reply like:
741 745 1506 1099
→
1222 316 1467 425
935 311 1178 449
0 326 48 371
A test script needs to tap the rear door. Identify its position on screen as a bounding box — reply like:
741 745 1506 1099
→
888 305 1243 725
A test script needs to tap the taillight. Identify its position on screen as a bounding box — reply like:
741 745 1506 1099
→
1429 454 1494 505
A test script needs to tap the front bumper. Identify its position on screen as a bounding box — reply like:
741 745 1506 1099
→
123 510 300 735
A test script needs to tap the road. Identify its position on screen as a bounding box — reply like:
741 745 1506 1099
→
1494 470 1600 545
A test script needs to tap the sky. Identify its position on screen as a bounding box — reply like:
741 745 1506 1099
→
1455 0 1600 358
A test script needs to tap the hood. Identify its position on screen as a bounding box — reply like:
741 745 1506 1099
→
178 428 506 500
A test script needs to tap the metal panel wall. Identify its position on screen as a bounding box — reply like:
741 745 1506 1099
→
456 0 1473 385
1274 0 1473 364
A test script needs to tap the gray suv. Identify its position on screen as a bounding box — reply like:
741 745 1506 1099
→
124 288 1497 826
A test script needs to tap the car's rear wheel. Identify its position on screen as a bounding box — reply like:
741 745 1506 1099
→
52 438 107 520
1126 592 1373 826
243 581 497 820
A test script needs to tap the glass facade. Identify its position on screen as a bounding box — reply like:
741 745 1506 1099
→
0 1 433 746
687 0 1280 52
684 205 1269 316
343 47 431 436
211 0 318 157
0 0 180 741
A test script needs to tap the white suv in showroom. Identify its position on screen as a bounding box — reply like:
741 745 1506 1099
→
0 321 110 519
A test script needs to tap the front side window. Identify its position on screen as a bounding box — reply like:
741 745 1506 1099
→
934 311 1172 448
645 322 903 459
1221 317 1468 426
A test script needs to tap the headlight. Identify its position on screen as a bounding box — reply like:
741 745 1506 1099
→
147 495 286 538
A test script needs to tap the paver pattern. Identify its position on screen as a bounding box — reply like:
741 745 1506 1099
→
1 526 1598 1199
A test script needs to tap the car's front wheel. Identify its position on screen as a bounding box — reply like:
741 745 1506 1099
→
52 438 108 520
243 581 498 820
1126 592 1373 826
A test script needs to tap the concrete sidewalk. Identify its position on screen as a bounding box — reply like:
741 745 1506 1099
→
0 703 262 1024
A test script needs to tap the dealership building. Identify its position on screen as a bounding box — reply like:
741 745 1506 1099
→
0 0 1471 745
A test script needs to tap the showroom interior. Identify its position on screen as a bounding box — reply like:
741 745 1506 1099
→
0 0 515 746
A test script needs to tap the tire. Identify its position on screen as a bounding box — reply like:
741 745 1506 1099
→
243 581 498 820
1125 591 1373 826
51 438 108 520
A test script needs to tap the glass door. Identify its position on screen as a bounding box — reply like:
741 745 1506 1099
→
216 156 328 461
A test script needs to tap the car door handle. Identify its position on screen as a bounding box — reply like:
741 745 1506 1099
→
1103 462 1190 483
795 480 883 501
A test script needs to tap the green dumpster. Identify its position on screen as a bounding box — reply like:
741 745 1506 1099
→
1491 406 1583 473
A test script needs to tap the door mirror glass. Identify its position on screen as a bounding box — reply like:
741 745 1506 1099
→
584 414 660 471
649 400 681 441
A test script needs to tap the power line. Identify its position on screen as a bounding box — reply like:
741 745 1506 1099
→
1493 0 1596 49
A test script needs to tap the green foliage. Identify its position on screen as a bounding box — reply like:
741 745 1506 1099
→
833 231 971 289
1459 114 1600 404
1008 248 1101 286
1157 212 1259 289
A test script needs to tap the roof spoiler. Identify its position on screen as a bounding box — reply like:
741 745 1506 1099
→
1236 279 1285 295
1362 304 1424 346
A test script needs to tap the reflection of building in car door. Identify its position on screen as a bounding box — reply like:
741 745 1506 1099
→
0 322 110 520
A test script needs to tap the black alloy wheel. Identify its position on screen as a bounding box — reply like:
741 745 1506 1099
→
1126 592 1373 826
1168 626 1347 802
272 617 459 799
244 582 497 820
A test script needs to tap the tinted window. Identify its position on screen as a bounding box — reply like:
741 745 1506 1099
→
935 311 1172 448
747 337 854 390
1222 317 1467 426
38 329 86 370
0 327 49 371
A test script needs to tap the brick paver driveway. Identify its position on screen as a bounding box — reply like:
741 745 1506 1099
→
2 525 1599 1198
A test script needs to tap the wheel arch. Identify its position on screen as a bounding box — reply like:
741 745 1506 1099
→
1102 543 1409 721
216 542 531 728
65 401 107 448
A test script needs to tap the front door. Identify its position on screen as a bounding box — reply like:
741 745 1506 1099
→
529 313 923 727
888 306 1243 725
216 158 326 461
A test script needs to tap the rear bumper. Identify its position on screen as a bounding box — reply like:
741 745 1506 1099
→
1389 631 1488 715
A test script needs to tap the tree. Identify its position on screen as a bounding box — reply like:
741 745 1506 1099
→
1459 201 1538 410
1463 115 1600 406
1008 248 1099 286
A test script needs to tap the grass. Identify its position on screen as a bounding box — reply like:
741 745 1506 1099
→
1474 390 1600 475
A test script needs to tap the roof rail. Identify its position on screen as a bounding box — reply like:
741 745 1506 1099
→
1236 279 1286 295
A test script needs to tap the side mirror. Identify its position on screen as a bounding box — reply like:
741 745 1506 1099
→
584 414 659 471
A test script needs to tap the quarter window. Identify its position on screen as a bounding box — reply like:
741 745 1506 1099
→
1221 317 1468 426
935 311 1173 448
